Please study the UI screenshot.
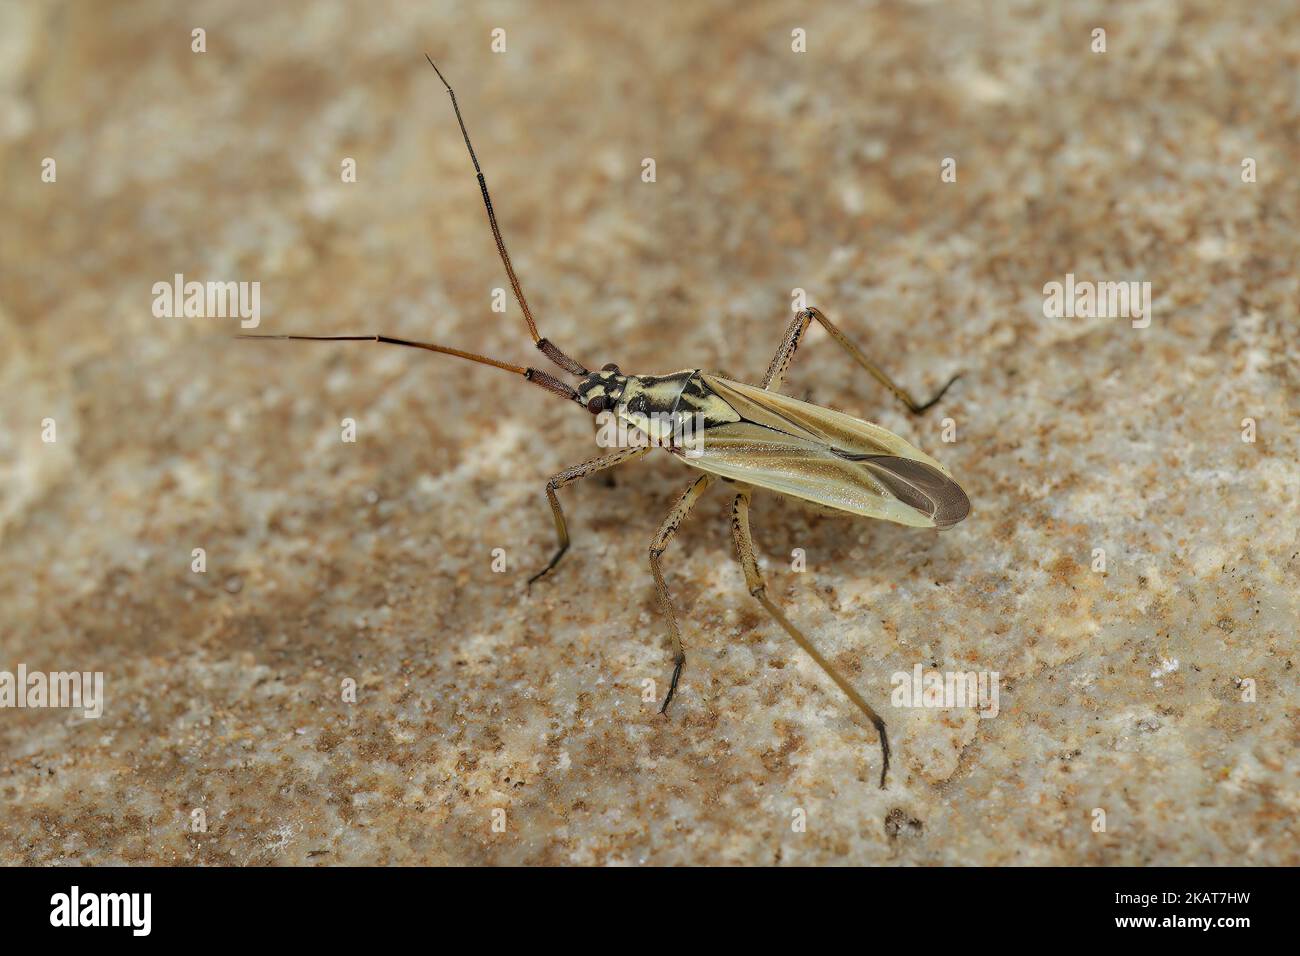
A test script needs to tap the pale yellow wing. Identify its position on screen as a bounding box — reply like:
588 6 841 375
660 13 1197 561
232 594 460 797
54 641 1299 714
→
675 374 969 528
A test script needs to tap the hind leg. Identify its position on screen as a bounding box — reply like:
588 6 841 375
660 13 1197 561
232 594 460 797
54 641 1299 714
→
729 486 891 787
763 307 957 412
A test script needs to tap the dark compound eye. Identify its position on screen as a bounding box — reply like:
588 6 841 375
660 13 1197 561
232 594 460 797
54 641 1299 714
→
586 395 606 414
602 363 620 373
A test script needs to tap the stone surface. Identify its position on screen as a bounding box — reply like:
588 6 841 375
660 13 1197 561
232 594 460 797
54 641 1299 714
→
0 0 1296 865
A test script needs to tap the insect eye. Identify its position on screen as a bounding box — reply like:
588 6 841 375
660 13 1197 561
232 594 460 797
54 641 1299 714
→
602 363 620 373
586 395 606 414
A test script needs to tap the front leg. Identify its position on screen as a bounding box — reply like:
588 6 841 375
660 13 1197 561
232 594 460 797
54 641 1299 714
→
594 418 618 487
763 307 958 411
648 474 715 713
528 448 647 588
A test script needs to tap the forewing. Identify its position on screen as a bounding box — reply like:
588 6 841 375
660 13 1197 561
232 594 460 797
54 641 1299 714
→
680 375 969 528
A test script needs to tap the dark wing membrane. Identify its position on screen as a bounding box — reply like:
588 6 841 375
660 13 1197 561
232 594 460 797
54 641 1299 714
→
839 452 970 529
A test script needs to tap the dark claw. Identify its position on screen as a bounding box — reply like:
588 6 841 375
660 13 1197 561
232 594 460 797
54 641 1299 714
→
659 654 686 715
525 567 550 594
909 372 961 414
876 722 891 789
526 546 568 592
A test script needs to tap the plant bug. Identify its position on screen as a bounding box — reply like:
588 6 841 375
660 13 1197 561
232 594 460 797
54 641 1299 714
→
241 57 970 788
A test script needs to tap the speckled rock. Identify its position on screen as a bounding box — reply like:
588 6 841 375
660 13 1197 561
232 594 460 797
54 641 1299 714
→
1 0 1296 865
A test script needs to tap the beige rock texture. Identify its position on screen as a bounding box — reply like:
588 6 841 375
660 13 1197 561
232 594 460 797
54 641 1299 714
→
1 0 1296 865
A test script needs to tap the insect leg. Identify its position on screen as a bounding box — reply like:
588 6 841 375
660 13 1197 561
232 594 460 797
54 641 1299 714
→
762 307 957 413
729 487 891 788
594 420 617 487
528 448 647 588
649 474 716 714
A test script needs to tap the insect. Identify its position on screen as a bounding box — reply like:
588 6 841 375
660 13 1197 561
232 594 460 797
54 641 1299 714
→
242 58 969 788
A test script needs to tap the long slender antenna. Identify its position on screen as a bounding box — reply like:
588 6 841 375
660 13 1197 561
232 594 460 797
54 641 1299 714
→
425 54 589 378
237 334 581 402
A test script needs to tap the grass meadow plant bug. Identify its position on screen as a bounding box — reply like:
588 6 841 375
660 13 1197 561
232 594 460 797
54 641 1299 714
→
240 57 970 788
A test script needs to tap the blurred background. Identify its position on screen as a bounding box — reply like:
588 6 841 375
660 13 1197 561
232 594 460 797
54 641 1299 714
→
1 0 1296 864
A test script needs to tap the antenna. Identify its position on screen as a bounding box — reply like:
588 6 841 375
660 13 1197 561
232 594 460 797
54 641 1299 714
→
425 55 589 377
236 334 581 402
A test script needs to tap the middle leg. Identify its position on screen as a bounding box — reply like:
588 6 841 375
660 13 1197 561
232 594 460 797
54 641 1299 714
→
729 487 892 788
